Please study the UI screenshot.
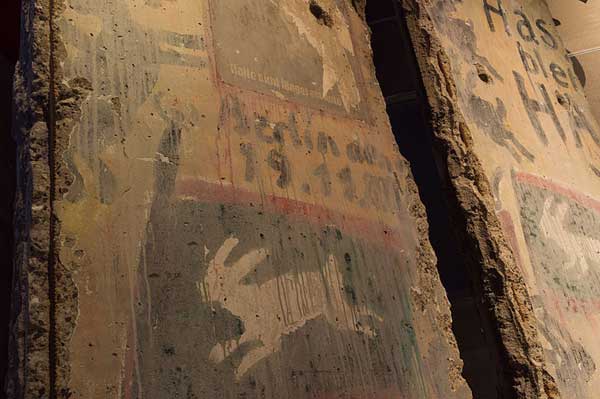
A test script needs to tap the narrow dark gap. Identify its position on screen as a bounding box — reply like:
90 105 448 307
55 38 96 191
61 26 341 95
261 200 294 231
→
0 1 21 397
366 2 500 398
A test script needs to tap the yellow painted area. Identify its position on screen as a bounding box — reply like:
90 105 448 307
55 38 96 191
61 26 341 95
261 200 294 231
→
126 0 206 36
54 0 456 397
431 1 600 396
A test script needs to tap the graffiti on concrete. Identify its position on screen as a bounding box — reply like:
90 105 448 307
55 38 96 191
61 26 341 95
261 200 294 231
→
515 173 600 301
534 300 596 398
131 195 437 398
56 1 465 397
467 96 534 162
432 0 600 164
217 94 405 214
509 172 600 396
200 236 381 378
539 197 600 275
210 0 365 117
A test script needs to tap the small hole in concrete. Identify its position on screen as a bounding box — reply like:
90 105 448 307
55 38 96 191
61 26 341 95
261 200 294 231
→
309 1 333 27
556 92 569 107
475 63 492 84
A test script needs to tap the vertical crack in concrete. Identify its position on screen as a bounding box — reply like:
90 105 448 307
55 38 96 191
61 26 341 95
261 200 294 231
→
402 0 561 398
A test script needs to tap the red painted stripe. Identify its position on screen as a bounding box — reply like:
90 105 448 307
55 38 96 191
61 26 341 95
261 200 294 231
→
515 172 600 214
314 386 404 399
514 172 600 310
175 178 413 250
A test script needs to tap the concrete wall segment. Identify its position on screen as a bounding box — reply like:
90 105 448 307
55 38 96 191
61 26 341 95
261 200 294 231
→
8 0 473 398
405 0 600 397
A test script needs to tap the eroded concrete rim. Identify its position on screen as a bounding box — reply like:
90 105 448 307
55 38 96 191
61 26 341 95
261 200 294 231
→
403 0 561 397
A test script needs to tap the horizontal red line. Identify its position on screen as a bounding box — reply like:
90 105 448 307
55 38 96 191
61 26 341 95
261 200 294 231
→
314 386 404 399
515 172 600 214
175 178 413 250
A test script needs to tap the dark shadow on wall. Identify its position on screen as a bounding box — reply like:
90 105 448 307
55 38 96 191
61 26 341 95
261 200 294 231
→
366 1 501 398
0 1 20 397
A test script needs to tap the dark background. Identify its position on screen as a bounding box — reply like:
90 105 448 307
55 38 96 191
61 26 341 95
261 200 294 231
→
0 1 21 397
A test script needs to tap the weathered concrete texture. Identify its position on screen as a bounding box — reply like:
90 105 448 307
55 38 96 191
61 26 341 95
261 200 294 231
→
405 0 600 398
11 0 471 398
8 0 54 398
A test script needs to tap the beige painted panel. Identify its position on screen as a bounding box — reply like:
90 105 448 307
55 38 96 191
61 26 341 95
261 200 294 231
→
425 0 600 397
547 0 600 52
50 0 470 398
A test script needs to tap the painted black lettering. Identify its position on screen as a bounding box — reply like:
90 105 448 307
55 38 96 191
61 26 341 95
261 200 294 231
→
240 143 256 182
468 95 535 162
268 149 292 188
270 114 303 147
327 136 340 157
534 49 548 78
515 11 538 44
313 163 332 196
536 19 557 49
272 122 287 144
563 97 584 147
230 97 250 135
550 63 569 88
483 0 511 35
219 95 250 136
518 42 539 74
304 128 314 151
337 167 356 201
570 100 600 148
346 141 364 163
568 64 581 92
317 132 340 156
513 71 565 145
255 116 274 144
539 83 565 142
286 113 303 147
317 132 328 155
255 114 302 146
364 144 377 165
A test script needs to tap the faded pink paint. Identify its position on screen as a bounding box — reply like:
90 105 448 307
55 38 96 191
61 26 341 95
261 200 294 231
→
175 178 413 250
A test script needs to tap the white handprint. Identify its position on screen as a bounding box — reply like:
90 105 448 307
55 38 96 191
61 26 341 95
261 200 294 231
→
198 236 380 379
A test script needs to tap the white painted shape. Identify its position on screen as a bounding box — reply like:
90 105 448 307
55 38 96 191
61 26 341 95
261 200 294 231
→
199 236 380 379
540 197 600 275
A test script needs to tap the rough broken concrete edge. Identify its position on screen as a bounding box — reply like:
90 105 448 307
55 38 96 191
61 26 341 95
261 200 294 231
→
349 0 367 19
4 0 476 397
399 157 473 397
8 0 53 397
352 0 471 395
402 0 561 398
49 0 81 395
7 0 80 398
49 0 472 396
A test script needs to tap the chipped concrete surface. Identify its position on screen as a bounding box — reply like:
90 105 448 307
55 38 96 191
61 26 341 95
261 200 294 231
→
8 0 54 398
17 0 600 397
406 0 600 397
10 0 471 398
